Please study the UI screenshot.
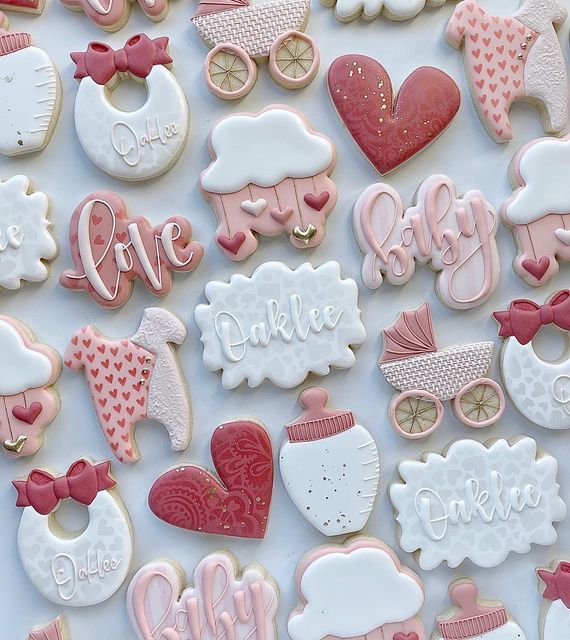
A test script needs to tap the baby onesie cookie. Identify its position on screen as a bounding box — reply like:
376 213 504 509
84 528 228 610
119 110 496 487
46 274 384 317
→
322 0 446 22
390 437 566 570
59 191 203 308
201 106 337 260
0 175 57 290
502 135 570 285
0 14 61 156
446 0 568 143
0 315 60 457
60 0 171 31
193 0 319 99
195 261 366 389
128 554 278 640
280 387 379 536
494 290 570 430
29 617 69 640
538 560 570 638
71 35 189 180
353 175 500 309
149 419 272 538
14 458 133 606
328 55 460 175
64 308 191 464
288 536 426 640
380 303 504 438
434 579 526 640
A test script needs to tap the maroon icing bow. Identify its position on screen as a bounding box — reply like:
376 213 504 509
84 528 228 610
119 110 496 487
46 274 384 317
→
71 34 172 86
538 562 570 608
493 290 570 345
13 459 116 515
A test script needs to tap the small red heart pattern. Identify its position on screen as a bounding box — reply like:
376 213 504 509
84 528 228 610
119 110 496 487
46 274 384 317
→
445 1 537 142
149 420 273 539
328 55 460 175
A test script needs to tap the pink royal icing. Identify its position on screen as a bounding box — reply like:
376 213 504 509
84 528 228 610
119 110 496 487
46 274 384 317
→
60 0 170 30
539 562 570 607
29 617 67 640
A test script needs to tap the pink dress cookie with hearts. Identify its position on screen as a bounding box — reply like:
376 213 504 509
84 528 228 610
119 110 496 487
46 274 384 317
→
0 315 60 458
446 0 568 143
200 105 337 261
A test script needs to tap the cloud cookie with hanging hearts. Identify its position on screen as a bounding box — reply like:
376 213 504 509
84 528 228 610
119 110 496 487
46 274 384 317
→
200 105 337 261
328 55 460 175
149 419 273 538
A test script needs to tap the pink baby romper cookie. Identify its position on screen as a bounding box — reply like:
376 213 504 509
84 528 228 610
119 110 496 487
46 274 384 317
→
200 105 337 261
59 191 203 308
446 0 568 143
538 560 570 638
0 315 60 457
64 308 192 464
288 536 426 640
60 0 171 31
193 0 319 99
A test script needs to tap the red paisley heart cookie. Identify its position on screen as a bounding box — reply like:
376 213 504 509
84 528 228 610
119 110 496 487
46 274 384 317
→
148 420 273 539
328 55 460 174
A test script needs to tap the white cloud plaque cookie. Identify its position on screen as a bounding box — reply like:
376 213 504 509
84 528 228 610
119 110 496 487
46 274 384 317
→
195 261 366 389
390 437 566 570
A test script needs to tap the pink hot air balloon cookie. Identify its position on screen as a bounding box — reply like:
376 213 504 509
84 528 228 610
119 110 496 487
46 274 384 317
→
538 561 570 638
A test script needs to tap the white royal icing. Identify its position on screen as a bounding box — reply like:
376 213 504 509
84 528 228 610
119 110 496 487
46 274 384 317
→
327 0 446 20
194 261 366 389
74 65 189 181
0 318 52 395
506 137 570 225
0 175 56 290
200 109 334 194
390 437 567 570
500 337 570 429
0 46 59 157
543 598 570 639
17 490 133 607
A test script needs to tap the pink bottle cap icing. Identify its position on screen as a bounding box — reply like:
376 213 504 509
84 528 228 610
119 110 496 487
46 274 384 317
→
0 23 30 56
438 581 507 639
286 387 354 443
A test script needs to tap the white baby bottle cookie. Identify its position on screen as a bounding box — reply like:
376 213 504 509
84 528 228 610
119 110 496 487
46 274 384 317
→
280 387 379 536
0 12 61 156
71 34 189 181
538 560 570 639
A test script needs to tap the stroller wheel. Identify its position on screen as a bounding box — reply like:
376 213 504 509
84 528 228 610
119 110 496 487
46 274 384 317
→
389 390 443 439
205 44 257 100
269 30 320 89
454 378 505 428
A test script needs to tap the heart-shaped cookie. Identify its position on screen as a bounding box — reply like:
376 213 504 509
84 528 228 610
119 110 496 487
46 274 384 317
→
328 55 460 174
149 420 273 538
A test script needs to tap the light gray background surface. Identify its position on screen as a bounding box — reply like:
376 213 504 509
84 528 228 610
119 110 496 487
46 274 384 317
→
1 0 569 636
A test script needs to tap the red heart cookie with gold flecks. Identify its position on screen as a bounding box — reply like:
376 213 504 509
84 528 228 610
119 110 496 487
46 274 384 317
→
148 420 273 539
328 55 460 175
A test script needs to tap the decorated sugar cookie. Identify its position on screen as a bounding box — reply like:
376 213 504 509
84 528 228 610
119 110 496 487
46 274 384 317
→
0 13 61 156
322 0 447 22
446 0 568 143
288 536 426 640
192 0 319 99
64 308 192 464
280 388 379 536
0 315 60 457
14 459 133 606
494 290 570 430
0 0 44 13
390 437 567 570
379 303 504 438
149 419 273 538
195 261 366 389
29 617 69 640
538 560 570 638
328 56 460 175
353 175 500 309
71 34 189 181
59 191 203 308
502 135 570 285
201 106 337 260
128 554 278 640
60 0 171 32
434 579 526 640
0 176 57 290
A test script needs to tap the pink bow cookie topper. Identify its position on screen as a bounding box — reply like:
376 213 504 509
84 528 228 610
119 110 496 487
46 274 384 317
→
71 34 171 85
539 561 570 608
494 289 570 345
13 459 115 515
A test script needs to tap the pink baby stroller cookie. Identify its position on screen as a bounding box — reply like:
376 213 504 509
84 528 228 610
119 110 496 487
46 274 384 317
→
446 0 568 143
0 315 60 457
201 106 337 261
